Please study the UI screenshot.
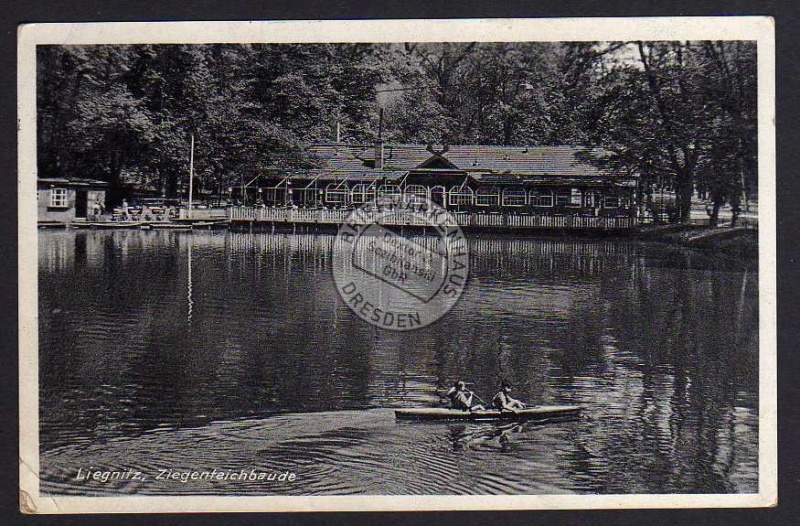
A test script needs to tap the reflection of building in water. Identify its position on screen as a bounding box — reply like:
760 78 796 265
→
226 231 334 262
40 229 225 272
469 237 638 280
39 231 75 273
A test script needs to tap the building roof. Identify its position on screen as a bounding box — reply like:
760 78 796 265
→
284 168 409 183
38 177 109 187
307 143 632 179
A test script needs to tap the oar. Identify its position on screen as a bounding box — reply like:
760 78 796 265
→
469 391 489 408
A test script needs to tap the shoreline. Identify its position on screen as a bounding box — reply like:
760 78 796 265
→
632 224 758 260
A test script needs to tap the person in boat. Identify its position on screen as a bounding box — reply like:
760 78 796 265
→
446 381 485 412
491 381 526 412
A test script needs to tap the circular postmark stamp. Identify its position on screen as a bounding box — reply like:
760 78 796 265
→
332 195 469 331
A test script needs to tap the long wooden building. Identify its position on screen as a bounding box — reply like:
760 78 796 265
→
251 142 638 218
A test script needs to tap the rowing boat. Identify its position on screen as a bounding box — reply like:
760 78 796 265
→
395 405 582 421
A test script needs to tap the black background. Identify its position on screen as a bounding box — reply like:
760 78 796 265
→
1 1 797 525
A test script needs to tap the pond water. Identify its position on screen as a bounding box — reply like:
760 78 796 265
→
37 229 759 495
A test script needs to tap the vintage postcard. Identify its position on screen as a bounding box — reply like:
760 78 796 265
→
18 18 776 513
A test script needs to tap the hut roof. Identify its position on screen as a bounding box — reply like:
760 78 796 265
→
37 177 109 187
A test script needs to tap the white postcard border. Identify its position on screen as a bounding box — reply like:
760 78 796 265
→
18 17 777 513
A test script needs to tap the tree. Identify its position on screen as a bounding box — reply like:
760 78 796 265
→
695 41 757 225
37 43 391 205
577 41 756 225
384 42 562 146
38 46 158 203
37 41 757 220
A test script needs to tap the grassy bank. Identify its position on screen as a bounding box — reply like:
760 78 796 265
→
634 224 759 260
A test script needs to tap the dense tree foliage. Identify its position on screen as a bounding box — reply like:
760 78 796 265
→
37 41 757 223
573 42 758 224
38 44 390 204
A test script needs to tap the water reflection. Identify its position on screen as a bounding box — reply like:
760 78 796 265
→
38 229 758 494
187 240 193 323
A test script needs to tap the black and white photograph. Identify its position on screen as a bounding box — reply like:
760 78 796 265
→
18 18 776 512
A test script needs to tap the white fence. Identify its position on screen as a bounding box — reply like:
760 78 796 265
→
178 208 229 220
228 207 637 230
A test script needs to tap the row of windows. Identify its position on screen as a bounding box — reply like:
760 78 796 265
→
318 184 621 208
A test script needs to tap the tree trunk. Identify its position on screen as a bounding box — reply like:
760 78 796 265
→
502 117 514 146
675 174 694 223
731 157 746 226
709 200 722 227
730 192 741 227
